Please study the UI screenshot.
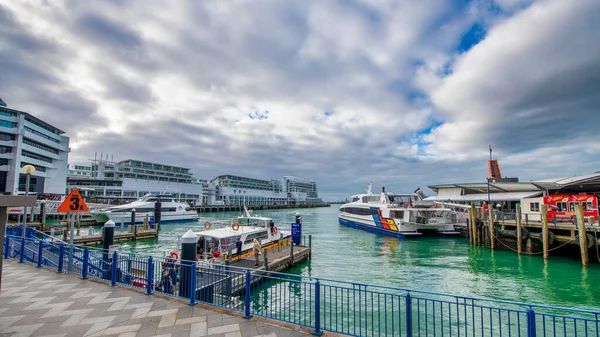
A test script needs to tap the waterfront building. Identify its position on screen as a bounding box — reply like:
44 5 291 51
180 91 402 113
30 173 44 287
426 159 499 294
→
205 174 323 206
0 103 69 197
67 164 93 177
67 157 204 205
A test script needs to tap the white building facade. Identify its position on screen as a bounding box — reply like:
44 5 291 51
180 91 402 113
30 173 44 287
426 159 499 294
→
66 158 204 205
0 104 69 196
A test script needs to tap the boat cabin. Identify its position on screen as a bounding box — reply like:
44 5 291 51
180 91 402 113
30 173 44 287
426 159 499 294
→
521 194 599 222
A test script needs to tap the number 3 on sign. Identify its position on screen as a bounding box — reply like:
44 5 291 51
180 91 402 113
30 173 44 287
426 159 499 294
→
57 189 89 213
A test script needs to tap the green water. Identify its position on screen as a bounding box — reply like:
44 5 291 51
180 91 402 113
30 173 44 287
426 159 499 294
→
106 206 600 310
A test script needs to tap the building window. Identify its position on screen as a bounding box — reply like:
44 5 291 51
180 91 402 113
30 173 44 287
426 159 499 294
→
530 202 540 212
24 126 60 143
0 145 11 154
0 120 16 128
22 150 53 163
22 138 60 154
0 132 15 141
0 108 16 117
24 115 60 135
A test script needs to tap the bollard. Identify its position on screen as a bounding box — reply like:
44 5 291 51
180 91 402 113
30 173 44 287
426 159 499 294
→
179 230 198 298
103 220 115 264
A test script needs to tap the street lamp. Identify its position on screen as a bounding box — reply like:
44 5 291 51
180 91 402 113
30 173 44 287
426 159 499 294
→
21 164 36 237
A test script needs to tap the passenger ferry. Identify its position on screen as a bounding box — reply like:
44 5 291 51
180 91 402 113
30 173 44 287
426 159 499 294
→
92 193 199 225
194 206 290 261
338 184 460 237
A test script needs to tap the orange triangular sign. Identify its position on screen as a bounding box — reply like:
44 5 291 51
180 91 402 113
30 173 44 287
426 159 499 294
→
57 189 89 213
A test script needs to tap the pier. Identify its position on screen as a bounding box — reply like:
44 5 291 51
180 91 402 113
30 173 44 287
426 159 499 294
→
3 231 600 337
195 203 331 213
468 203 600 265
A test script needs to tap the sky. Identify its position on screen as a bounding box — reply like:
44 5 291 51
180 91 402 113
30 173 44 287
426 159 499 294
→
1 0 599 201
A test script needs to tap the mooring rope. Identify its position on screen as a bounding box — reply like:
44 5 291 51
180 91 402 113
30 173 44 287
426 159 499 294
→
487 230 576 256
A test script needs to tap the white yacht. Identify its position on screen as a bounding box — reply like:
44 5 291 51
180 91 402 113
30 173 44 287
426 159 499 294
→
194 206 290 260
93 193 199 225
338 184 460 237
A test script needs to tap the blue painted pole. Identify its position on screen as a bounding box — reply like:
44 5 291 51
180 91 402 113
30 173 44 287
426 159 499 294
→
243 270 252 319
313 280 323 336
189 264 197 306
82 247 89 279
527 307 536 337
146 256 154 295
58 244 64 273
19 237 25 263
37 240 43 268
406 293 413 337
4 235 10 259
111 251 118 286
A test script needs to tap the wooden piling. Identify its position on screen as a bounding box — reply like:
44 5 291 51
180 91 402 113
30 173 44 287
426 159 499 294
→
575 205 589 266
41 203 47 232
309 235 312 258
290 242 294 264
488 205 495 250
516 203 522 255
541 204 549 259
469 203 477 246
263 248 269 270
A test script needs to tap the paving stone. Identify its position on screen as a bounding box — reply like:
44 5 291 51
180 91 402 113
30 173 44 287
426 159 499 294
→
207 323 240 335
238 322 259 337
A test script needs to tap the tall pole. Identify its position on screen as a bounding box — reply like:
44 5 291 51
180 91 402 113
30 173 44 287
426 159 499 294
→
487 145 492 210
22 173 30 238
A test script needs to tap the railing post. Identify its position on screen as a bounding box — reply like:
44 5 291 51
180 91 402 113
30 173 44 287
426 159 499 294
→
406 293 413 337
4 235 10 259
313 280 322 336
243 270 252 319
82 247 89 279
19 237 25 263
37 240 43 268
189 264 197 306
111 251 118 286
58 244 65 273
146 256 153 295
527 307 536 337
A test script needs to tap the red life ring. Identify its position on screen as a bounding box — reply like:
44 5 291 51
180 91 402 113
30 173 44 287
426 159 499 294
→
403 204 409 209
204 221 211 230
273 226 278 234
169 251 179 260
231 222 240 231
433 204 438 208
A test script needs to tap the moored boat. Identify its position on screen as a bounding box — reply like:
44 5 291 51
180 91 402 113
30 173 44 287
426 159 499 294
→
338 183 460 238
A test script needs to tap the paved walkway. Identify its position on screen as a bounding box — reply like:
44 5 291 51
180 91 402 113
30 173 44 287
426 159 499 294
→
0 260 316 337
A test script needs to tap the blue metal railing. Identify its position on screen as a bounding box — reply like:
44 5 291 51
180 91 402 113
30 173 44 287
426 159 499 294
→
3 231 599 337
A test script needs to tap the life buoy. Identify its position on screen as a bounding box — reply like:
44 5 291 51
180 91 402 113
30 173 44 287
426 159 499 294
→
169 251 179 260
231 222 240 231
403 203 409 209
204 221 211 230
433 204 439 208
273 226 278 234
196 256 199 262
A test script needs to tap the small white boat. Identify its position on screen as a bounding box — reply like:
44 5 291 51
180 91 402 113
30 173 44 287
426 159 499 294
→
338 183 460 237
92 193 199 225
194 206 289 260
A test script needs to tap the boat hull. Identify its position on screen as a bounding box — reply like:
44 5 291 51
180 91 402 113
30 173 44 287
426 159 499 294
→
105 211 199 225
339 217 421 238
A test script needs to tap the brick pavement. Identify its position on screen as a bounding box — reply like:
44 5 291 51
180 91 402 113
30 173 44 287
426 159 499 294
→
0 260 318 337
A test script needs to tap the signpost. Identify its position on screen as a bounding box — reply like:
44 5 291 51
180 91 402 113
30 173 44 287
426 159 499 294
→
57 189 89 272
291 223 302 245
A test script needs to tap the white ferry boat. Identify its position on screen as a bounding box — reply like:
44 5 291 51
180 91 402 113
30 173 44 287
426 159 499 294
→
338 184 460 237
194 207 290 260
93 193 199 225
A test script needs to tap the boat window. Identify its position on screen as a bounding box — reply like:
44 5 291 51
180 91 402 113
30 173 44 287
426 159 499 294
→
557 202 567 212
244 231 269 245
340 207 373 216
352 197 359 202
394 211 404 219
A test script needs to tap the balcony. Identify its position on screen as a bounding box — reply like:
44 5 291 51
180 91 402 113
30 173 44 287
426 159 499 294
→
21 143 61 160
23 130 68 152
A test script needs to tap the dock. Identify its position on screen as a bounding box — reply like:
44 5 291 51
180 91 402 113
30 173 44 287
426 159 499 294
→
467 203 600 265
194 203 331 213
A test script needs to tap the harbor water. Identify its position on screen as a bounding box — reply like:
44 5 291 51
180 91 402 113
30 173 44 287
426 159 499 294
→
107 206 600 311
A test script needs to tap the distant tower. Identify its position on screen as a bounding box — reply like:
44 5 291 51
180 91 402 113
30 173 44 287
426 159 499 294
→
488 145 502 179
0 97 6 107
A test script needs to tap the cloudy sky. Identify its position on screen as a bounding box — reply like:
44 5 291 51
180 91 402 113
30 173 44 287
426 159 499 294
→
1 0 599 200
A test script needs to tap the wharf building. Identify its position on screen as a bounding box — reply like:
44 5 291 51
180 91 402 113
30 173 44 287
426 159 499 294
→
66 156 204 205
204 174 323 206
0 101 69 197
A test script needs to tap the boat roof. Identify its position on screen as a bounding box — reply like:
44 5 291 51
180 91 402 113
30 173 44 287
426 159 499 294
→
196 225 266 239
236 215 272 222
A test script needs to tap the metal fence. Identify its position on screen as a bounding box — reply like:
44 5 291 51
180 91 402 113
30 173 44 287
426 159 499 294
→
3 232 599 337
